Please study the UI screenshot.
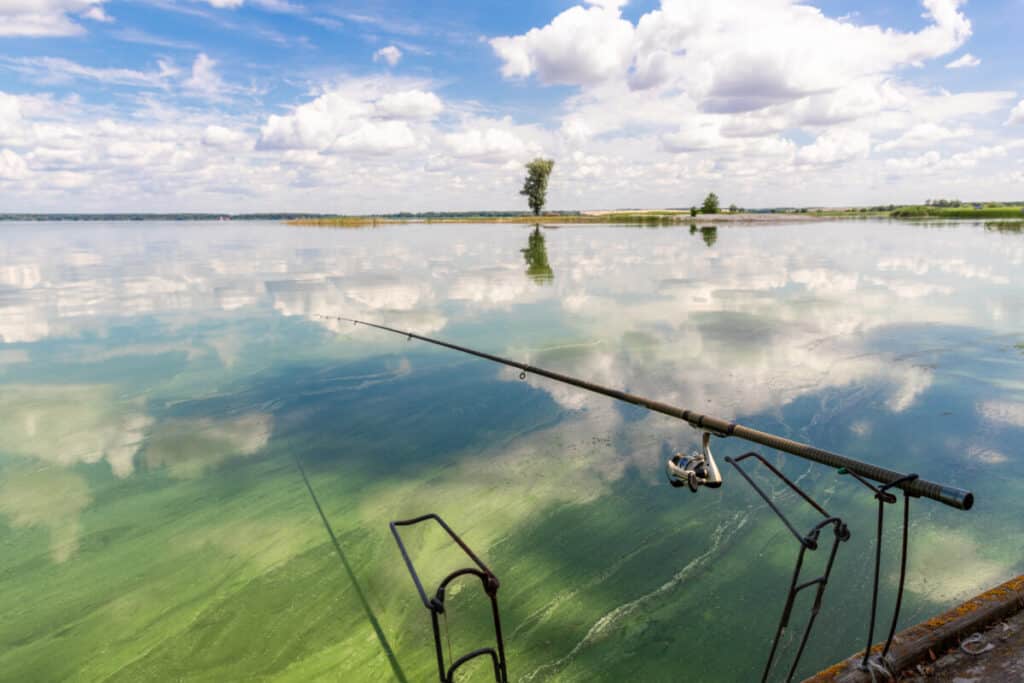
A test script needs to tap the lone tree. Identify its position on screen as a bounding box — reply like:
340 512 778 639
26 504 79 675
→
701 192 720 214
521 158 555 215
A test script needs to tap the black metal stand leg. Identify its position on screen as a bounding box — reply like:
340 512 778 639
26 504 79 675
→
763 550 808 682
861 497 885 669
840 471 918 673
787 530 842 682
882 494 912 659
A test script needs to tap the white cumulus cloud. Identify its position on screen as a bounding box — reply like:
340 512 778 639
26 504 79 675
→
0 148 29 179
258 79 438 153
444 125 537 161
490 4 635 85
197 0 304 11
184 53 225 97
876 122 972 151
374 90 442 120
885 150 940 172
492 0 971 114
0 93 25 141
946 52 980 68
797 129 871 165
586 0 629 8
0 0 110 37
331 120 417 154
201 125 251 149
373 45 403 67
1007 100 1024 126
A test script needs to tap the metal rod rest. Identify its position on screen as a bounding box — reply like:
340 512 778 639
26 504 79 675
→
389 513 508 683
328 315 974 511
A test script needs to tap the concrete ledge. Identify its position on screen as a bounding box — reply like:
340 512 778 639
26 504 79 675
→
805 574 1024 682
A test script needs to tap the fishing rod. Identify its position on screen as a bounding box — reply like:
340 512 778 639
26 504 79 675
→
320 314 973 512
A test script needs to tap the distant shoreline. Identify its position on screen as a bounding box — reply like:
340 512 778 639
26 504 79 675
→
287 212 859 227
0 211 839 225
0 211 824 223
2 206 1021 225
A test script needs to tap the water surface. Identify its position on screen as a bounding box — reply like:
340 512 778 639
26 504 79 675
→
0 219 1022 681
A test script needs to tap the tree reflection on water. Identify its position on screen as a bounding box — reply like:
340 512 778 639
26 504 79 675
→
689 224 718 247
522 225 554 283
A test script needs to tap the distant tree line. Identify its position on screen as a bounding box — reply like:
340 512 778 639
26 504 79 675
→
892 205 1024 218
687 192 742 215
383 210 580 219
1 210 588 222
0 213 339 221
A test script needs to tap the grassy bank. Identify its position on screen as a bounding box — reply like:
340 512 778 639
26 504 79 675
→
287 212 686 226
287 217 386 227
286 211 833 227
892 206 1024 219
286 206 1024 227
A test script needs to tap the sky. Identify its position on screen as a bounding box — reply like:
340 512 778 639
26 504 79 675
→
0 0 1022 213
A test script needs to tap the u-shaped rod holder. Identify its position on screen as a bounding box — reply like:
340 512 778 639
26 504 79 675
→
726 452 850 683
390 514 509 683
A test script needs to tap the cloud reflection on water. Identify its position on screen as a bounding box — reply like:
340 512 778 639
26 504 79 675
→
3 220 1022 444
0 465 92 564
0 219 1022 576
144 413 273 479
0 384 151 477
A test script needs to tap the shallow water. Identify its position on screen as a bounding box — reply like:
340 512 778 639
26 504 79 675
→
0 219 1021 682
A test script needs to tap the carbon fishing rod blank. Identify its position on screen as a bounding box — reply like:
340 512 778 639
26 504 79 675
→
323 314 974 510
389 514 509 683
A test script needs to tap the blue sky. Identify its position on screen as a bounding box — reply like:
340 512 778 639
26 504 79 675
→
0 0 1022 212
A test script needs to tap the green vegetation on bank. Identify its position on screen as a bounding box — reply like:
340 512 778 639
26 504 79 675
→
5 195 1023 226
891 205 1024 218
288 212 689 227
701 192 720 214
288 216 385 227
0 213 336 221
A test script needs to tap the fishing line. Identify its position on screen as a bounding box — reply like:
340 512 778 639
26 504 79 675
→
292 452 409 683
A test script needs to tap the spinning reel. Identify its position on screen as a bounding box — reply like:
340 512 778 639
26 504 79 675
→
666 431 723 492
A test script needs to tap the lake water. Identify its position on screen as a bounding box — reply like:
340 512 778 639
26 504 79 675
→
0 219 1022 682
